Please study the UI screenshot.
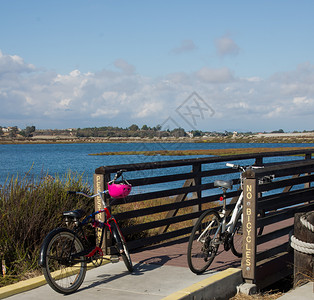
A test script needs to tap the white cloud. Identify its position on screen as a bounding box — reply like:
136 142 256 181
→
215 35 240 57
265 106 284 118
1 50 314 131
91 108 119 117
196 67 234 83
245 77 262 83
293 96 308 105
134 101 163 118
171 40 197 54
114 59 136 74
0 50 35 75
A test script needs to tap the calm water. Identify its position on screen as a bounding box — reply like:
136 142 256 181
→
0 142 312 192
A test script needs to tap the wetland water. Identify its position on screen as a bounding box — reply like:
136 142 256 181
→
0 142 312 194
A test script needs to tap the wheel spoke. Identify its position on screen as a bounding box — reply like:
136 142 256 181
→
187 210 220 274
41 229 87 294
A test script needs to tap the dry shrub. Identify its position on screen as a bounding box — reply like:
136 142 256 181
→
230 292 283 300
0 172 92 287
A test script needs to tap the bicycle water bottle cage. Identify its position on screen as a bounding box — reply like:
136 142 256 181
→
214 180 233 190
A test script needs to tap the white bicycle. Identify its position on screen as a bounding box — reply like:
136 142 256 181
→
187 163 271 274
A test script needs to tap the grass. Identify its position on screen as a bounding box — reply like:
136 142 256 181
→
0 171 93 287
230 292 283 300
89 146 314 156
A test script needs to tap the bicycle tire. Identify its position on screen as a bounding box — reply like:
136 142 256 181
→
40 228 87 294
187 210 221 274
230 212 243 257
257 209 265 236
230 207 265 258
111 221 133 272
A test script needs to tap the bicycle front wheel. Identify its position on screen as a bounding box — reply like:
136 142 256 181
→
187 210 221 274
111 221 133 272
40 228 87 294
230 213 243 257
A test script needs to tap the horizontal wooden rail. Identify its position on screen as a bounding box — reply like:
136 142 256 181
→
94 148 314 287
95 148 314 174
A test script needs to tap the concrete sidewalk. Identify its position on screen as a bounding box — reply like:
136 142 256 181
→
276 281 313 300
1 261 242 300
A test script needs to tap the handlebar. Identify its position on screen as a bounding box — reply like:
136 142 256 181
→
226 163 264 172
113 169 127 181
226 163 274 184
67 169 127 199
67 190 107 198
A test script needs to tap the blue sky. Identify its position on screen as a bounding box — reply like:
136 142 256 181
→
1 0 314 132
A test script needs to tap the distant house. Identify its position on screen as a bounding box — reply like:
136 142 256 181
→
186 132 193 138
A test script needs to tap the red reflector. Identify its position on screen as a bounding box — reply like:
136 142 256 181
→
219 196 224 201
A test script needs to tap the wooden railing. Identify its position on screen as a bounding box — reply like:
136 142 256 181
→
242 158 314 288
94 148 314 263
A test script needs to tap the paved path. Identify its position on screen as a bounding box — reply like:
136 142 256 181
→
3 220 311 300
5 262 218 300
3 237 242 300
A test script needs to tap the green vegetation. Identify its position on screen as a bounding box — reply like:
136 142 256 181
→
76 125 186 138
2 124 314 144
89 146 314 157
0 172 92 287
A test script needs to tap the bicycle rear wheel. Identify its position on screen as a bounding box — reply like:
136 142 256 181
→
111 221 133 272
230 208 265 258
187 210 221 274
40 228 87 294
230 213 243 257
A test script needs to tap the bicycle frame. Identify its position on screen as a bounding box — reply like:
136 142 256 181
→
223 192 243 234
73 191 119 258
197 191 243 243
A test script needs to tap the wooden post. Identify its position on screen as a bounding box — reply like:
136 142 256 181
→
93 173 111 254
293 212 314 287
304 153 312 189
192 163 202 212
254 157 263 166
242 177 258 283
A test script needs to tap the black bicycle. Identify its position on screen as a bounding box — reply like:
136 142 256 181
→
39 169 133 294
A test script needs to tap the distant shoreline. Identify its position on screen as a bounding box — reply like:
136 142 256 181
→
1 133 314 145
89 146 314 156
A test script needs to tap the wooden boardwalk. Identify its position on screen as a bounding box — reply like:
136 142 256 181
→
129 218 293 275
130 236 241 271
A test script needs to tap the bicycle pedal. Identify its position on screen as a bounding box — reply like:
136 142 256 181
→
110 255 120 263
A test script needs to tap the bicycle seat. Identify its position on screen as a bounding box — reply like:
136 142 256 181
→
63 209 85 219
214 180 233 190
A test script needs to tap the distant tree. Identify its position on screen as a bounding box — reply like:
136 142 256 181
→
192 130 202 137
0 127 3 136
171 128 186 138
141 125 149 131
271 129 284 133
22 126 36 137
129 124 139 131
9 126 19 138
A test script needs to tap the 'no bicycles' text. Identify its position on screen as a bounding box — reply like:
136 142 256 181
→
244 184 254 271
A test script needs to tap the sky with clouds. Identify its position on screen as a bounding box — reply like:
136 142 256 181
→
1 0 314 132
